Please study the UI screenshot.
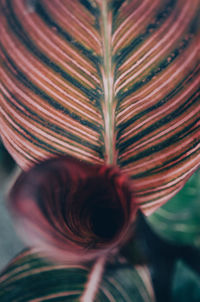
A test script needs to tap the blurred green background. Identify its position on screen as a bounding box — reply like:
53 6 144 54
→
0 141 24 271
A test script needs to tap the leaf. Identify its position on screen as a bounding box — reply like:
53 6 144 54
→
0 249 155 302
0 0 199 213
172 260 200 302
147 169 200 248
8 156 136 263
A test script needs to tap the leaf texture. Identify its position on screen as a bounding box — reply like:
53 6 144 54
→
8 156 135 263
0 0 199 213
147 169 200 248
0 249 155 302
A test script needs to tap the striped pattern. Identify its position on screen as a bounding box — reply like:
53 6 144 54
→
0 0 199 213
0 249 89 301
147 169 200 248
98 264 155 302
81 256 106 302
0 249 155 302
8 156 134 263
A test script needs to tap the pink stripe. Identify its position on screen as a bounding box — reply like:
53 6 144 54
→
112 0 150 42
118 76 199 142
1 95 103 162
48 0 101 46
113 0 159 52
115 0 196 92
134 157 199 194
0 75 100 141
117 47 198 122
132 156 200 189
15 1 100 85
30 291 82 301
123 137 200 175
0 29 101 121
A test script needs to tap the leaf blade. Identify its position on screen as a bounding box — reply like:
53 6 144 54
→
0 250 155 302
0 0 199 212
147 169 200 248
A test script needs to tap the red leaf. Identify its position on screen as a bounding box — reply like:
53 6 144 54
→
8 156 138 262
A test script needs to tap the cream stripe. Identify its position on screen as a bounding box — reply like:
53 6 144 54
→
80 256 106 302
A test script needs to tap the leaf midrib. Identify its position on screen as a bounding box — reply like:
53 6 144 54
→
102 0 115 164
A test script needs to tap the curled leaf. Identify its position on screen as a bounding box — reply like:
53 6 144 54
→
8 156 137 263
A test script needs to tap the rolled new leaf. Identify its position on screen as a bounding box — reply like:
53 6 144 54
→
0 0 199 214
8 156 137 263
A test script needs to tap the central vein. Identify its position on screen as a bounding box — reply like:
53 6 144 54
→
102 0 114 164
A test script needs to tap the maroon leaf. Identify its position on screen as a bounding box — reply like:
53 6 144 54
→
0 0 199 213
8 156 137 262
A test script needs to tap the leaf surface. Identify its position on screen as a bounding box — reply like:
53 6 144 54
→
172 260 200 302
0 249 155 302
8 156 135 262
0 0 199 212
147 169 200 248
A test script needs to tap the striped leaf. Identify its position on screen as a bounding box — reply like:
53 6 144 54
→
147 169 200 248
0 0 199 213
0 249 155 302
8 156 135 262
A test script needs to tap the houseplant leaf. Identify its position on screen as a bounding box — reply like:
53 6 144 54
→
147 169 200 248
172 260 200 302
0 249 155 302
7 156 136 262
0 0 199 213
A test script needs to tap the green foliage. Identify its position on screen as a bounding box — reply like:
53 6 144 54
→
147 170 200 248
0 250 155 302
172 261 200 302
0 142 15 175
